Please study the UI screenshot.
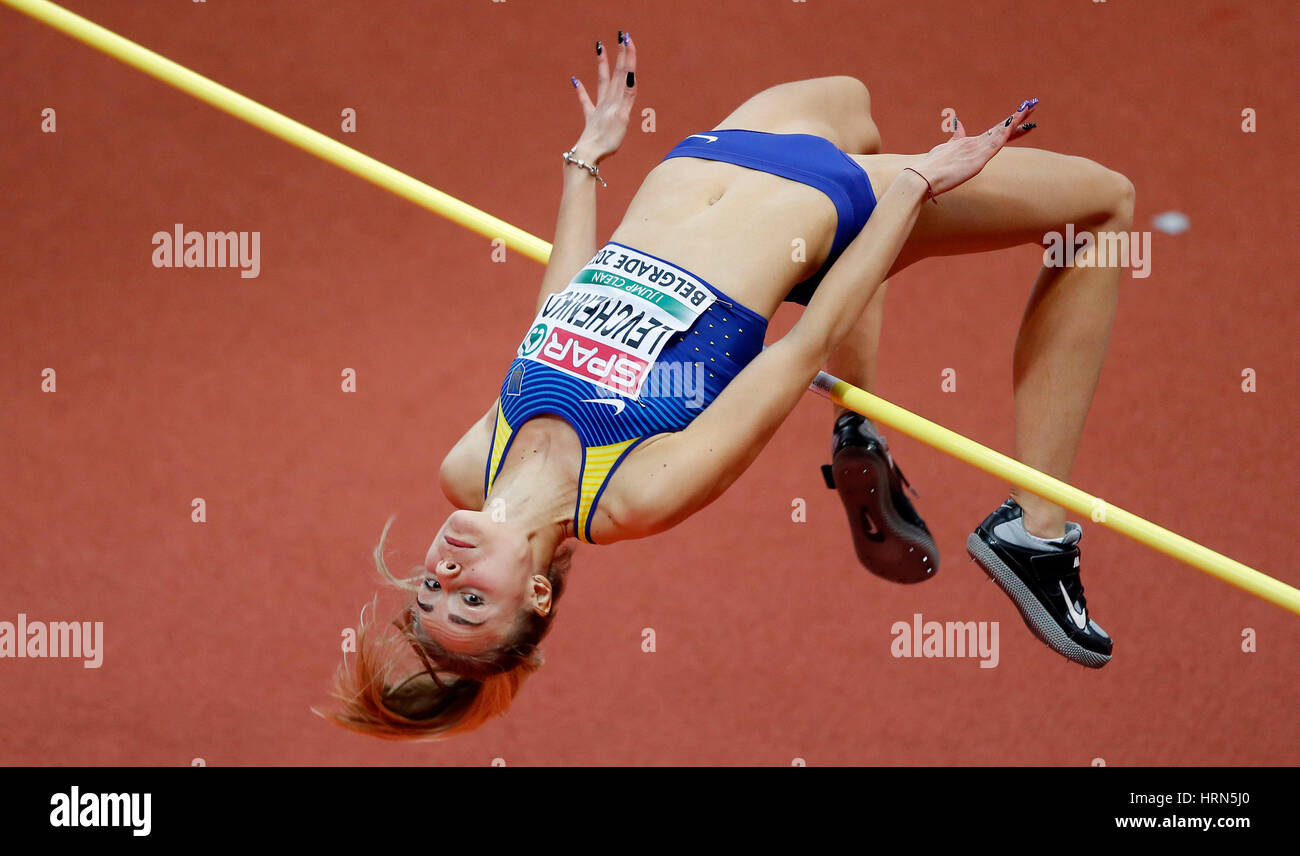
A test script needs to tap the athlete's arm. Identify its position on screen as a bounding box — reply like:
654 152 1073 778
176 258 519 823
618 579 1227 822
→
534 34 638 315
605 336 823 538
438 398 500 510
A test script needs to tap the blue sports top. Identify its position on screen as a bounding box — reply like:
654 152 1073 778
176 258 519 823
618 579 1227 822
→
487 241 767 544
659 129 878 305
486 130 877 544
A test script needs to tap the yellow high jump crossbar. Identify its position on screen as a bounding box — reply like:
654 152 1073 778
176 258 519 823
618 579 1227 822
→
6 0 1297 616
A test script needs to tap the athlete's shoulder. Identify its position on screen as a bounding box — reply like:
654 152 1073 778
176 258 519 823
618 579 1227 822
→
439 397 500 511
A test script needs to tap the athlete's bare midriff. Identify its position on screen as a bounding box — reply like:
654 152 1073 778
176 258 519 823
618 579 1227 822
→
608 156 841 319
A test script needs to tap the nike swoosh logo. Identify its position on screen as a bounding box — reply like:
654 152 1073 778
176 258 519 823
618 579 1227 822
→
686 134 718 143
858 508 885 542
581 398 626 415
1058 581 1088 630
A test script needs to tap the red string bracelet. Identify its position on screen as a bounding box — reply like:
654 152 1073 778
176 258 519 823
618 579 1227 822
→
902 167 939 204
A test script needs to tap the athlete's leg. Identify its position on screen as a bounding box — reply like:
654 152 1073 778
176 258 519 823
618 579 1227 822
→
711 78 942 580
859 147 1136 538
726 82 944 581
821 84 886 410
821 274 942 584
824 283 887 410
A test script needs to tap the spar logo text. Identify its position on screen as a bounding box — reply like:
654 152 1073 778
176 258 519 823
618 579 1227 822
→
535 326 647 393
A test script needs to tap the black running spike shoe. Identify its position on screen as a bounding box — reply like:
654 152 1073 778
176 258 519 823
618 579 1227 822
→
821 412 939 583
967 498 1112 668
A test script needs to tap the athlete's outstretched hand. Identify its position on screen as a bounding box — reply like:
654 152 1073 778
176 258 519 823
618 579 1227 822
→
570 32 637 163
911 99 1038 198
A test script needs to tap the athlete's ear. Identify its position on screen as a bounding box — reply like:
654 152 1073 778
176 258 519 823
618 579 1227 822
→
530 574 553 616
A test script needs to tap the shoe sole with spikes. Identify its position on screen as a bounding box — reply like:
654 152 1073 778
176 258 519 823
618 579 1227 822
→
824 445 938 583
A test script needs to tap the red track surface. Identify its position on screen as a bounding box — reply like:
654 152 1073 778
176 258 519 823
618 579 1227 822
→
2 0 1296 765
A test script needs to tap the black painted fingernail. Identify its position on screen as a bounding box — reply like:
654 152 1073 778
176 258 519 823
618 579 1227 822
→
618 30 624 44
1005 115 1014 127
627 71 635 87
596 40 603 55
1020 122 1037 131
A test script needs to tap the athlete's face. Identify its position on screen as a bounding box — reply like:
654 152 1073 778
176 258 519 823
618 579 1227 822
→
419 510 545 654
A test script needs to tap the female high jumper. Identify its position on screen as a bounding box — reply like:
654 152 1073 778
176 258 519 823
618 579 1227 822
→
328 31 1135 740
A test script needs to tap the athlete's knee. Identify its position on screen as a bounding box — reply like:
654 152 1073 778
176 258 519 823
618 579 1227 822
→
828 75 871 107
827 76 880 153
1081 157 1133 226
1073 158 1135 229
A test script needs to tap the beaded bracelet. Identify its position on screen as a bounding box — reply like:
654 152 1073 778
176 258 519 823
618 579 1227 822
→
562 149 607 187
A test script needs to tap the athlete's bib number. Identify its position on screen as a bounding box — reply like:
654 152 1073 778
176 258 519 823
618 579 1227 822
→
517 245 716 397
